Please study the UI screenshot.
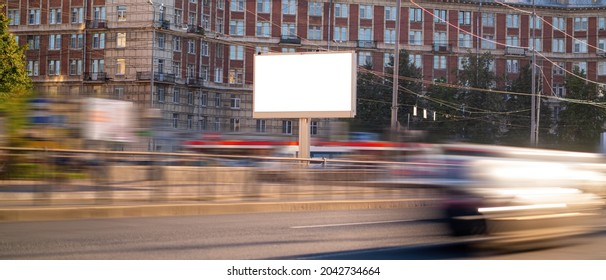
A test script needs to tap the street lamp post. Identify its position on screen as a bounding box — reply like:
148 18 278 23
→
391 0 401 132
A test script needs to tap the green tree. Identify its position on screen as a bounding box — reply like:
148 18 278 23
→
502 63 553 146
0 5 31 94
558 68 606 151
455 51 505 143
353 49 422 131
424 77 462 142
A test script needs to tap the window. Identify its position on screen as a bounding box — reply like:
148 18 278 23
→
434 9 447 23
458 33 471 48
256 46 269 54
482 35 495 49
458 57 468 70
116 59 126 75
359 28 372 41
69 59 82 76
506 59 519 73
530 16 542 29
27 61 39 76
187 115 193 130
506 14 519 28
157 87 165 103
187 64 195 79
358 51 372 66
93 33 105 49
482 13 494 27
410 8 422 22
433 55 446 70
506 35 519 47
172 113 179 128
229 45 244 60
309 26 322 40
49 34 61 50
256 22 270 37
216 44 224 58
309 1 322 16
173 88 180 103
91 59 105 73
599 38 606 54
256 120 266 133
48 60 61 76
530 38 542 51
231 0 245 11
188 39 196 54
28 9 40 25
258 0 271 13
28 36 40 50
173 62 181 78
229 20 244 36
214 118 221 131
173 36 181 51
157 59 164 73
230 95 241 109
188 91 194 105
434 32 446 46
49 8 61 24
282 0 296 15
553 38 565 52
552 17 565 31
71 7 83 24
459 11 471 25
335 3 348 18
218 0 225 9
8 10 20 26
573 62 587 75
599 17 606 30
385 6 396 21
359 5 373 19
157 33 165 50
214 68 223 83
93 6 106 21
216 18 224 33
228 69 243 84
409 30 422 45
116 33 126 48
554 84 565 98
409 54 422 68
282 48 295 53
553 62 565 75
574 38 587 53
188 12 196 26
282 120 293 134
200 41 208 56
281 23 296 37
202 15 210 30
174 9 182 25
574 17 588 31
310 121 318 135
598 62 606 76
70 34 84 49
385 29 396 44
214 93 221 107
116 6 127 21
384 53 393 67
334 26 348 41
200 65 209 81
200 92 208 107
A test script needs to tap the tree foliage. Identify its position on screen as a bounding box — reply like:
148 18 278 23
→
0 5 31 95
558 69 606 151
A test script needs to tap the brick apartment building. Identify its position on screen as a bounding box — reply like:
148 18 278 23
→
4 0 606 151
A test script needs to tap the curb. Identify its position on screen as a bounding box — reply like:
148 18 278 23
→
0 198 441 222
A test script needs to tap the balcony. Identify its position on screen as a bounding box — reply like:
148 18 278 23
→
136 72 175 83
86 20 107 29
187 25 205 35
598 49 606 58
505 46 527 56
356 40 377 49
279 35 301 45
432 43 453 53
187 77 203 87
84 72 106 82
159 20 170 29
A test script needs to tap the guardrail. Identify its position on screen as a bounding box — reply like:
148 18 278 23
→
0 147 437 207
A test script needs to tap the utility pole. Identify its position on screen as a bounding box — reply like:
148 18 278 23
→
391 0 401 131
530 0 537 146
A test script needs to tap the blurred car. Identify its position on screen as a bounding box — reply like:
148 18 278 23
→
387 144 606 242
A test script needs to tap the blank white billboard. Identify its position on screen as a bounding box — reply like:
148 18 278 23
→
253 51 356 118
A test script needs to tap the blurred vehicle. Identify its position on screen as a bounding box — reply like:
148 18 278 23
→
387 144 606 242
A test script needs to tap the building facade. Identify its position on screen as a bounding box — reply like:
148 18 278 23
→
4 0 606 150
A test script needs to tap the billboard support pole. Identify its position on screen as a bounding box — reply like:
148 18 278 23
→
298 118 311 161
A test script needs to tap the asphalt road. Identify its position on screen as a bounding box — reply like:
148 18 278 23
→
1 208 605 260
